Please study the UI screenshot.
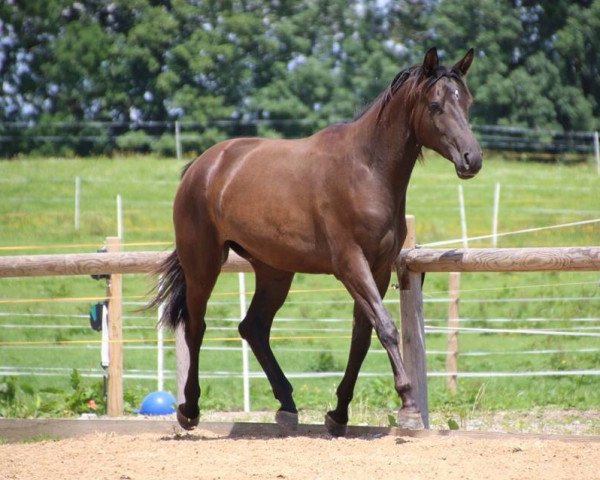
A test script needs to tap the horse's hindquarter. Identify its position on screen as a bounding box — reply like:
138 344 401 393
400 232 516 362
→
201 137 329 272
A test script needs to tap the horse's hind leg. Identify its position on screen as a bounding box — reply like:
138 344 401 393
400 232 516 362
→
237 262 297 428
176 236 223 430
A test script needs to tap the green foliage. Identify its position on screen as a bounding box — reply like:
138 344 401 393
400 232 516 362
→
433 0 600 130
447 418 460 430
64 369 104 415
0 377 17 404
0 371 105 418
4 0 597 157
387 413 397 427
310 351 341 373
123 385 148 415
116 131 154 153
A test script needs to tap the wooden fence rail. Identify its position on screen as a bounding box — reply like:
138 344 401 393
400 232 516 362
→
401 246 600 272
0 250 251 277
1 246 600 278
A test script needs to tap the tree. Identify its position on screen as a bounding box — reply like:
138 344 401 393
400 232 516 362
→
553 0 600 130
430 0 599 130
1 0 598 157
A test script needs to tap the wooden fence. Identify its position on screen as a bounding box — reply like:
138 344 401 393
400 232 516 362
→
2 246 599 278
1 225 599 428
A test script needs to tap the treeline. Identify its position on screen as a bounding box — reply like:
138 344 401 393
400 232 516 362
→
1 0 598 157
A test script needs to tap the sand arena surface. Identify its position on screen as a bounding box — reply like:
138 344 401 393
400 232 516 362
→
2 424 600 480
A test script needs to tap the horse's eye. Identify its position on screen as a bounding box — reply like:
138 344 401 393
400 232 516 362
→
429 102 443 114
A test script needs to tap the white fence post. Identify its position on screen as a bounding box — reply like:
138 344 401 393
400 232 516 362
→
74 176 81 231
175 121 182 160
594 131 599 176
116 194 123 240
446 272 460 394
458 185 468 248
492 182 501 247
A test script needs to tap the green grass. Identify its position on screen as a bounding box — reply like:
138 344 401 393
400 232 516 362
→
1 153 599 422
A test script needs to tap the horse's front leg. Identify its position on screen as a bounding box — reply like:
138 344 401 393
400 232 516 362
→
330 252 421 435
325 307 372 436
325 268 391 436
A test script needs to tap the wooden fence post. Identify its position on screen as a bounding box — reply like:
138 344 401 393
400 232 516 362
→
105 236 123 416
446 272 460 394
397 215 429 428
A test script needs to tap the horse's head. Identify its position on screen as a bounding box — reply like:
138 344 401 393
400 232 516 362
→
413 47 482 179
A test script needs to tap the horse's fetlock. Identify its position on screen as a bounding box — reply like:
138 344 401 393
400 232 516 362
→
397 379 411 394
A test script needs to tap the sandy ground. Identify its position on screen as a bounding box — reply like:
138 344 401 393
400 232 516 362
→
2 427 600 480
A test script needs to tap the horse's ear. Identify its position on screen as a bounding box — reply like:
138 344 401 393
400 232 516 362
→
422 47 439 76
453 48 474 76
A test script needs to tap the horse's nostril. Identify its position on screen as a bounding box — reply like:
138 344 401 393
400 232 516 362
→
463 152 471 169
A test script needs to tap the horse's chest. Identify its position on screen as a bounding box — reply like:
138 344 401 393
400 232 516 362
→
354 209 400 263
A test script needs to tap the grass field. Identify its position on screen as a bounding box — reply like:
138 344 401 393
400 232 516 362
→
1 153 599 425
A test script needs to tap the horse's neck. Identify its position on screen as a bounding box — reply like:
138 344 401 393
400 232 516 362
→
350 97 421 202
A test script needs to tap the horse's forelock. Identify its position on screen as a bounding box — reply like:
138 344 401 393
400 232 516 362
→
424 67 467 91
373 62 469 125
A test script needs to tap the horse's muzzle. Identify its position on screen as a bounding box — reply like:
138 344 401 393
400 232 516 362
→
456 149 482 179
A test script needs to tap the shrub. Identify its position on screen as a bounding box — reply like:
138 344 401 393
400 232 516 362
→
116 130 154 153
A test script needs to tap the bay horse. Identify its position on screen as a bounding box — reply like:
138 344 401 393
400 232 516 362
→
152 47 482 436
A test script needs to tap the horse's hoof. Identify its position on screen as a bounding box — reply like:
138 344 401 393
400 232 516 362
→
397 409 424 430
176 406 199 430
324 413 347 437
275 410 299 430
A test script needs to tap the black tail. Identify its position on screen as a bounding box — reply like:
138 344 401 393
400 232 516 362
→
148 250 187 329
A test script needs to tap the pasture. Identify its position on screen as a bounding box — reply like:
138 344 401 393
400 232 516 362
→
1 154 599 428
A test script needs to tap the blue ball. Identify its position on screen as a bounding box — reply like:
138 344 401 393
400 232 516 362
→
138 391 176 415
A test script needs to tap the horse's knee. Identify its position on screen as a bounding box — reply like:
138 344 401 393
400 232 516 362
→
377 322 399 348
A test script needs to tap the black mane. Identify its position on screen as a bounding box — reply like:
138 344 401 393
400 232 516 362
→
353 64 467 124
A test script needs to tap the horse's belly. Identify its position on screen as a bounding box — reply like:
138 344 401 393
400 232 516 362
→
224 215 334 274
